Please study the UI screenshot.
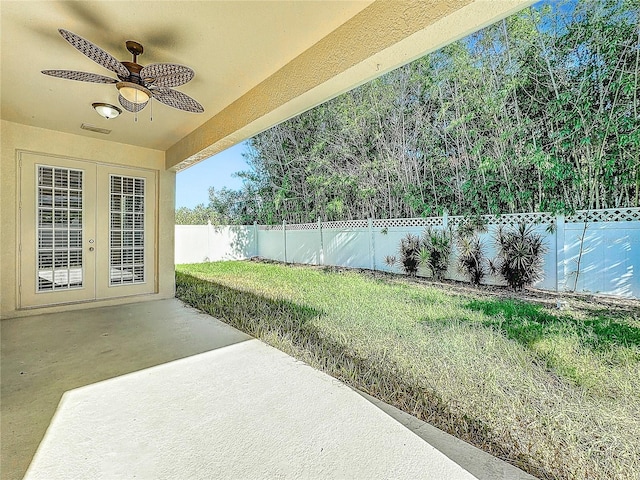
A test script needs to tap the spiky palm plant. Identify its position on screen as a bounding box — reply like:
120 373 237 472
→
493 223 548 290
415 246 431 274
384 255 397 269
457 235 486 285
397 233 422 276
421 227 452 280
457 215 488 239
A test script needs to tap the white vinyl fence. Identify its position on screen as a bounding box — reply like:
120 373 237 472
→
175 208 640 298
175 224 257 263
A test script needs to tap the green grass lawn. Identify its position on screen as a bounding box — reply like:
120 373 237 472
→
176 260 640 480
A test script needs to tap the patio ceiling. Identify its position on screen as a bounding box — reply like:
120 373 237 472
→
0 1 533 171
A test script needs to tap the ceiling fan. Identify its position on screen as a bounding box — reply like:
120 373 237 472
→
42 29 204 115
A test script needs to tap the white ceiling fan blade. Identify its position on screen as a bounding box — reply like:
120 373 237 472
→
140 64 195 87
152 88 204 113
58 29 130 78
41 70 117 83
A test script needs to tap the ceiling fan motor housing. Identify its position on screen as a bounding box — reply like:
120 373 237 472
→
120 61 145 84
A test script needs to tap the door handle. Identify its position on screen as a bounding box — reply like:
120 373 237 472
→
89 247 94 252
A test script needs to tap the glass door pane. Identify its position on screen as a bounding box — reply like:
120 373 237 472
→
109 174 145 285
36 166 84 291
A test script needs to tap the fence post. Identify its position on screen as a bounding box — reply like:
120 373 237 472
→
318 219 324 265
253 221 258 257
207 220 213 262
555 214 565 299
283 220 287 263
368 218 375 270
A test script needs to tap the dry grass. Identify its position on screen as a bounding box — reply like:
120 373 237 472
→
176 261 640 480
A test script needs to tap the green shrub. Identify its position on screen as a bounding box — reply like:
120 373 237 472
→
492 223 548 290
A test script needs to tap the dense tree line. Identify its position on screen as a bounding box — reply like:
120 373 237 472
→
176 0 639 225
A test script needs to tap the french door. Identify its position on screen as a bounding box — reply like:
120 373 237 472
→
19 152 156 308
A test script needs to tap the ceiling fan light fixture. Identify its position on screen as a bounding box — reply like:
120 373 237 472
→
92 102 122 119
116 81 151 104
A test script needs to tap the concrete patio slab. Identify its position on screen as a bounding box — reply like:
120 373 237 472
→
1 299 251 480
24 340 476 479
2 299 535 479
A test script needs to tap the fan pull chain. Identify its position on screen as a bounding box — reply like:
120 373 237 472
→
150 97 153 122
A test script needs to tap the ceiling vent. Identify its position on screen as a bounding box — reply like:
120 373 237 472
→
81 123 111 135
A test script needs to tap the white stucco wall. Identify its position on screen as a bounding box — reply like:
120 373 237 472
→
0 120 175 319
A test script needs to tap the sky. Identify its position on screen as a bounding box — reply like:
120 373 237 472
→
175 142 250 208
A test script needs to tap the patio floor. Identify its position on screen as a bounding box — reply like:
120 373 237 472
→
1 299 534 479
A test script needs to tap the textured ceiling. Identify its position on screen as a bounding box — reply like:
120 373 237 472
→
0 1 373 151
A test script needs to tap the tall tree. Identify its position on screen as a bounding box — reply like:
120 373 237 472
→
178 0 639 225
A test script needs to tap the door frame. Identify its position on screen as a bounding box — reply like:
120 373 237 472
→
17 150 159 309
95 164 157 299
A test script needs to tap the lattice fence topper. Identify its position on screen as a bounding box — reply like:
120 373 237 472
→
372 217 443 228
447 213 556 228
461 212 555 227
322 220 370 229
566 208 640 223
255 208 639 231
286 223 320 231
